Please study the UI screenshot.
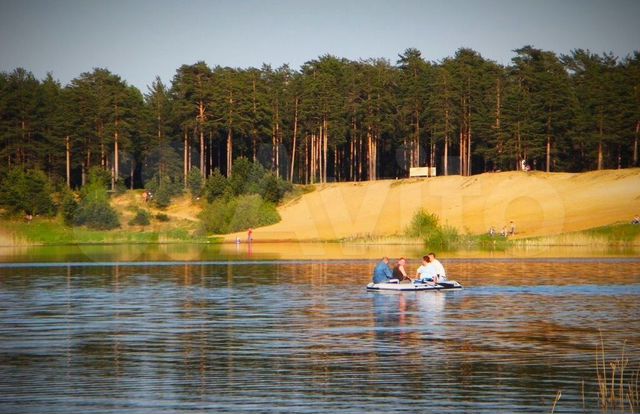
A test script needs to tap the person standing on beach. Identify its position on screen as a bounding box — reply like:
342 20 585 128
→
247 228 253 242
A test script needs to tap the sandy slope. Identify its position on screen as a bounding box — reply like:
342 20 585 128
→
224 169 640 242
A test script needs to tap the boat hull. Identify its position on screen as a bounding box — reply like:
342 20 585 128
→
366 281 463 291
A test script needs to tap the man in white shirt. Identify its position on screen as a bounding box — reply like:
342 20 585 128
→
415 255 435 284
428 252 447 283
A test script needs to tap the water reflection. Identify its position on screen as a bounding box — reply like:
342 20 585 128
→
0 259 638 413
1 242 638 263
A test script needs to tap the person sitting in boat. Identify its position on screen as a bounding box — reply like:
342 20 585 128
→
372 256 393 283
428 252 447 283
392 258 412 283
415 255 435 284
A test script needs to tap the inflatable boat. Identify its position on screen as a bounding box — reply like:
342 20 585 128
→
366 280 463 291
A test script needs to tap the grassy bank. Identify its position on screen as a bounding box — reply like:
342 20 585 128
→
516 223 640 247
0 219 218 245
4 218 638 248
343 213 640 252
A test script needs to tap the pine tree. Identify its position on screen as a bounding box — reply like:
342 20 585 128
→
563 50 624 170
170 62 215 183
397 48 431 170
143 76 181 184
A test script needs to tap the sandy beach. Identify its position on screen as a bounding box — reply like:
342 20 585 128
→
225 169 640 242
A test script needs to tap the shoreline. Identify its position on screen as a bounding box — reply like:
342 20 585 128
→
1 225 639 248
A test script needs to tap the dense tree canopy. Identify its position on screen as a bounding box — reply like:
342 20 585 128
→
1 47 638 190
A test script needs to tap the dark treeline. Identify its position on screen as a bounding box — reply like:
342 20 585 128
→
1 46 639 190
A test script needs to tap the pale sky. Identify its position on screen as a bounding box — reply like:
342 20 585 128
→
1 0 638 91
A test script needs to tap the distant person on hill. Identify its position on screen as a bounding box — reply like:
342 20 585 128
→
372 256 393 284
392 258 412 283
510 221 516 235
501 226 508 237
428 252 447 283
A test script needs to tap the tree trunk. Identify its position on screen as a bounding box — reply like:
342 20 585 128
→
113 107 119 190
199 128 205 177
467 124 472 176
546 135 551 173
414 109 420 167
617 145 622 169
289 97 299 182
307 135 311 184
99 123 105 169
466 81 472 176
65 136 71 188
634 120 639 167
495 78 502 170
226 91 234 177
318 126 323 183
444 105 449 175
252 76 258 162
323 117 328 183
516 121 521 170
350 115 356 181
198 100 206 177
459 129 464 176
183 129 188 187
130 159 134 190
209 131 213 176
274 102 280 178
597 113 604 170
546 115 551 173
367 126 373 181
226 128 233 177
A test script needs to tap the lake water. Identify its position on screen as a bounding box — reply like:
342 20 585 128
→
0 250 639 413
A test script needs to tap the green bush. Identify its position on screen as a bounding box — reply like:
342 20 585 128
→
87 166 112 190
259 173 293 204
73 200 120 230
0 168 56 216
146 175 182 209
406 209 440 238
406 209 461 249
73 174 120 230
60 190 79 225
199 194 280 234
229 157 266 195
153 182 172 208
129 209 151 226
203 168 230 202
155 213 170 222
187 167 203 198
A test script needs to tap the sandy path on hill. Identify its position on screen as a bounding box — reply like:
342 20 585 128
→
224 169 640 242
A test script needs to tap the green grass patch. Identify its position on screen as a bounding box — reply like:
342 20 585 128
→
406 209 513 251
583 223 640 243
2 218 208 245
199 194 280 234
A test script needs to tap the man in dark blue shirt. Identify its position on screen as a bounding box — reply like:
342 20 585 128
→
372 256 392 283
